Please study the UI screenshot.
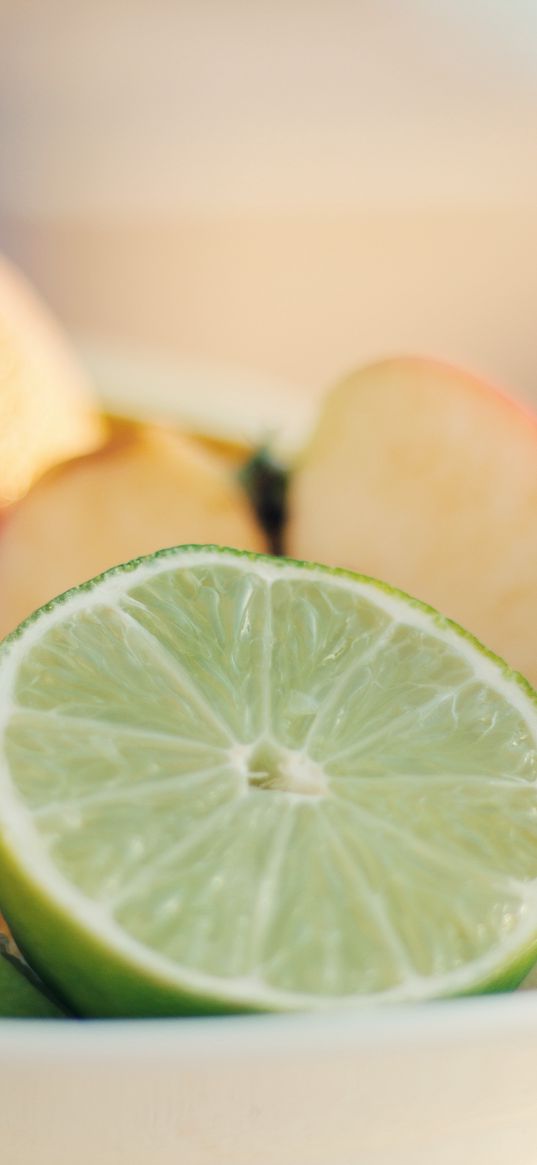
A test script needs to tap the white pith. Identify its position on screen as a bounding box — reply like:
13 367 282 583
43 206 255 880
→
0 546 536 1010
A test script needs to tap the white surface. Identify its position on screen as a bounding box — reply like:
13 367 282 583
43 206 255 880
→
2 994 537 1164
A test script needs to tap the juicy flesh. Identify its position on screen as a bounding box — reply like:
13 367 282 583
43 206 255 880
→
4 559 537 1000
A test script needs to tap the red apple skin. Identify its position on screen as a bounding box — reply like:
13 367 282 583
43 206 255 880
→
287 357 537 688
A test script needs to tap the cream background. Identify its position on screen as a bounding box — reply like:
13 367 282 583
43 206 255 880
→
1 2 537 404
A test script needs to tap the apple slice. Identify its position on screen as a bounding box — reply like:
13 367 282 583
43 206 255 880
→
0 255 106 506
287 357 537 687
80 339 317 463
0 913 13 947
0 420 266 639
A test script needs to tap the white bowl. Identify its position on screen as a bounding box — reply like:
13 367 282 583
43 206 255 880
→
2 992 537 1164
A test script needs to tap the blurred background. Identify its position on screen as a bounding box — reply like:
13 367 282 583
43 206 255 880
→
2 0 537 408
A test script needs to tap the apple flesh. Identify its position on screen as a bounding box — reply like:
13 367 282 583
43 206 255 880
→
0 420 266 639
0 254 105 505
287 357 537 687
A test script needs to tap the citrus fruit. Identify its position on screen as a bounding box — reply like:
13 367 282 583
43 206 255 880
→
287 357 537 687
0 546 536 1017
0 423 266 639
0 946 65 1018
0 254 105 506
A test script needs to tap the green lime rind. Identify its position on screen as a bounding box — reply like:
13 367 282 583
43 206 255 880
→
1 542 536 709
2 830 537 1019
0 939 67 1018
0 851 252 1018
0 545 536 1017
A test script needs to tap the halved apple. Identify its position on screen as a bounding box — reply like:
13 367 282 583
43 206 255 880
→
287 357 537 686
0 255 105 506
0 420 266 639
80 339 317 464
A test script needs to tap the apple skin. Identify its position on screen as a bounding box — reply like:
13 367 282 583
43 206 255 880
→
287 357 537 687
0 420 266 641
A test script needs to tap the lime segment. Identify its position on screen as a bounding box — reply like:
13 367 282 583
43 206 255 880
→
0 546 536 1015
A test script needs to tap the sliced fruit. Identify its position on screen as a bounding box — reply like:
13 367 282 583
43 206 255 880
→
0 422 266 639
0 546 536 1018
0 255 105 506
80 339 316 463
0 946 65 1018
287 358 537 687
0 912 14 948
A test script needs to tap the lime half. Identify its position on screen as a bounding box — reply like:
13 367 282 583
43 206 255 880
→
0 946 65 1018
0 546 536 1016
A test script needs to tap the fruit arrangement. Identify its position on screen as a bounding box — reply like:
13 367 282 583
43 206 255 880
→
0 254 535 1018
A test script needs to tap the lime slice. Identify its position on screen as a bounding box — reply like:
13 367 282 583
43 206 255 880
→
0 546 536 1016
0 946 65 1018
